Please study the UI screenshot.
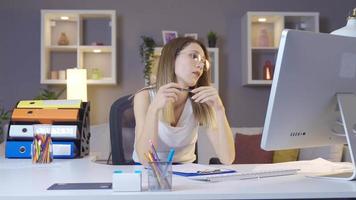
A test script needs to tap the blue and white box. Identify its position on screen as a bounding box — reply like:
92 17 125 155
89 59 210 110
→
112 170 142 192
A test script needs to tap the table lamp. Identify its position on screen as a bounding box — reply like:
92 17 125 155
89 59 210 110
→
331 8 356 37
66 68 87 102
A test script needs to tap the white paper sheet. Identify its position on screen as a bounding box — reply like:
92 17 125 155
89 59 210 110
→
250 158 353 176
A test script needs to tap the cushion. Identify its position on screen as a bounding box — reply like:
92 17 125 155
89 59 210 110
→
273 149 299 163
233 133 273 164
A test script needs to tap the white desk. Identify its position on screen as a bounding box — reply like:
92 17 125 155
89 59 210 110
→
0 157 356 200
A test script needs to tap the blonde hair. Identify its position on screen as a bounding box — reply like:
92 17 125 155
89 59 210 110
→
155 37 216 127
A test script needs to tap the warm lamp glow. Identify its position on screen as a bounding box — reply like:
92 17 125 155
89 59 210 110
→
93 49 102 53
60 16 69 20
258 18 267 22
66 68 87 102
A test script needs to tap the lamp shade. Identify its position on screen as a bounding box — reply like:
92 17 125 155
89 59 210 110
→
331 8 356 37
66 68 87 102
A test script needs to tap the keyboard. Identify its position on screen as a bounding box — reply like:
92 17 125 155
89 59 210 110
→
190 168 300 182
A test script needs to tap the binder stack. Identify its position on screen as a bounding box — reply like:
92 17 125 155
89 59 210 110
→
5 100 90 159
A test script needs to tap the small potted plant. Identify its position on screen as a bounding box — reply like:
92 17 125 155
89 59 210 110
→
207 31 217 47
0 105 10 143
34 87 65 100
139 36 156 85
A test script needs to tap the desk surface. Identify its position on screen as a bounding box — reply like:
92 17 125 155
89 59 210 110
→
0 156 356 200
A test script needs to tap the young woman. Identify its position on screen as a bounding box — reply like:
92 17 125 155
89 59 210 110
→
133 37 235 165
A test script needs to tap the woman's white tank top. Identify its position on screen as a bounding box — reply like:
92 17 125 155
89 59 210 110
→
132 89 198 163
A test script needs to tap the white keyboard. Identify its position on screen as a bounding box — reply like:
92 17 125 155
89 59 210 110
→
190 168 300 182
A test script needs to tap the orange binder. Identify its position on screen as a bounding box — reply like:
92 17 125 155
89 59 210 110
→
11 109 79 124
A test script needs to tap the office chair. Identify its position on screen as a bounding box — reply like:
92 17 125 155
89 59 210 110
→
109 94 199 165
109 94 136 165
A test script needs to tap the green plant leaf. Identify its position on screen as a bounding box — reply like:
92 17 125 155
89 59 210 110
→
0 105 10 136
139 36 156 85
34 88 65 100
207 31 217 40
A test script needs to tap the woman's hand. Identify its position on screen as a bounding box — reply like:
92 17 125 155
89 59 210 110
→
151 82 182 110
191 86 225 111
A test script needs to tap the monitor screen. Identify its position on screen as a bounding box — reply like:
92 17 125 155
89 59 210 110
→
261 30 356 151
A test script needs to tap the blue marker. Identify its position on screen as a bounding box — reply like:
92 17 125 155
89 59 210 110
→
161 148 175 188
167 148 175 163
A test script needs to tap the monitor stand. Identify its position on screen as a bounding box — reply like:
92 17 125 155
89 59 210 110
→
316 94 356 180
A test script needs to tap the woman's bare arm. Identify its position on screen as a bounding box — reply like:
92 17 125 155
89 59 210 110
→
191 86 235 164
133 83 182 164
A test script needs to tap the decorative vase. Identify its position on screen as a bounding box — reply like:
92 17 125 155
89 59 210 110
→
50 71 59 79
208 39 216 47
90 68 102 80
258 28 270 47
263 60 274 80
58 70 66 80
57 32 69 45
0 123 8 144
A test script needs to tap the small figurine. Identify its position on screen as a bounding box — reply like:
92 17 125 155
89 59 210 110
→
91 42 104 46
57 32 69 45
258 28 270 47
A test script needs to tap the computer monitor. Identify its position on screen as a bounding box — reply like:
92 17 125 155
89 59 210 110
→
261 30 356 180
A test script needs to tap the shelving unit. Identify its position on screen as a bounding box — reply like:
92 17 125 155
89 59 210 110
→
41 10 116 85
242 12 319 86
152 47 219 91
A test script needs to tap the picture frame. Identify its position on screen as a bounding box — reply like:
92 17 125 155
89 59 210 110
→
162 30 178 45
184 33 198 40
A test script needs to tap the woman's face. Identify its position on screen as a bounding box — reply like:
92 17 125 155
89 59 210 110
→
174 43 206 87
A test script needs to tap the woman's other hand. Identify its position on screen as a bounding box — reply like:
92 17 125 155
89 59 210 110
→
191 86 224 111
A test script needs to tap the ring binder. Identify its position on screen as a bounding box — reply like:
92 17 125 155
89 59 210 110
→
5 141 78 158
5 100 91 159
9 125 78 139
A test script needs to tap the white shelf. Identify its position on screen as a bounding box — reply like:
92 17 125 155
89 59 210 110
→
152 47 219 91
79 45 112 53
242 11 319 86
251 47 278 51
41 10 117 85
246 80 273 86
41 78 116 85
46 45 77 52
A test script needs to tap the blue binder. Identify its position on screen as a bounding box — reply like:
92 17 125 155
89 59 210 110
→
5 141 78 159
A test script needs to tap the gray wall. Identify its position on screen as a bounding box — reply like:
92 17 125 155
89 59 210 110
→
0 0 355 126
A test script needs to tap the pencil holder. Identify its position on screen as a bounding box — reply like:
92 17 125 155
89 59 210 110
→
147 161 172 191
31 124 53 164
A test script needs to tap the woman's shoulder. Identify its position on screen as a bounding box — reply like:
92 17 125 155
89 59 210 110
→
132 85 156 103
134 88 149 100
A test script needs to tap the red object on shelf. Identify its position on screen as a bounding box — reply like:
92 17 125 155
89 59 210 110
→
263 60 274 80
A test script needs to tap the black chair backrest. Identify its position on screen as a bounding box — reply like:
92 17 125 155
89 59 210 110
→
109 94 136 165
109 94 198 165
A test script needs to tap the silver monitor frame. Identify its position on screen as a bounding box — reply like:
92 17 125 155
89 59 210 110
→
261 30 356 180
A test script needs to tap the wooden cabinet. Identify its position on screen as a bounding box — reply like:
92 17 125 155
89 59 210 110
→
242 12 319 86
41 10 116 85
